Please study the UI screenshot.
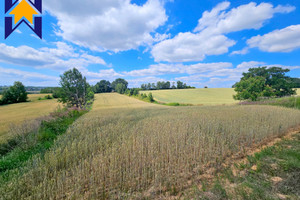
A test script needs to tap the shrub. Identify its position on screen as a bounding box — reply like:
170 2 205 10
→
148 92 154 102
45 95 53 100
140 93 147 99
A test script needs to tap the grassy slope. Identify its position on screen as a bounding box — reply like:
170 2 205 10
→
143 88 237 105
185 131 300 199
92 93 159 110
0 94 60 143
1 94 300 199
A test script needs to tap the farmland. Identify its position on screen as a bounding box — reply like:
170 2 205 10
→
0 94 60 143
143 88 238 105
1 93 300 199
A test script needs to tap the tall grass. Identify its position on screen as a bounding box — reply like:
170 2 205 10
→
240 96 300 109
0 107 87 184
1 94 300 199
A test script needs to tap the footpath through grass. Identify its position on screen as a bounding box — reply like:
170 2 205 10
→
0 107 87 182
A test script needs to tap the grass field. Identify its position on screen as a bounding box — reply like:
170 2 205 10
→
0 94 60 143
1 93 300 199
143 88 238 105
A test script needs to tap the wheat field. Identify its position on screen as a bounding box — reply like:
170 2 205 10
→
0 94 60 143
1 93 300 199
143 88 237 105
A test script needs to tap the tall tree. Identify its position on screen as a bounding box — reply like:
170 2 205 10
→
115 83 127 94
94 80 112 93
112 78 128 91
59 68 94 108
1 81 28 105
177 81 184 89
234 66 296 101
233 77 274 101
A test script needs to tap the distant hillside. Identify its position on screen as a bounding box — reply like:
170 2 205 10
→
143 88 238 105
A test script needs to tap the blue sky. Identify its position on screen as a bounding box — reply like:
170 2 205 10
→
0 0 300 88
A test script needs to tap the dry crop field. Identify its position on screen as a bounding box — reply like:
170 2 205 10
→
1 93 300 199
0 94 60 143
143 88 238 105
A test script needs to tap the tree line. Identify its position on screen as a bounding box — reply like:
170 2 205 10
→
141 81 195 90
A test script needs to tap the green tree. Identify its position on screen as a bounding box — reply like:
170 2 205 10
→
289 78 300 88
177 81 184 89
59 68 94 109
112 78 128 91
242 67 296 97
115 83 127 94
52 88 63 99
234 67 296 101
233 77 273 101
94 80 112 93
1 81 28 105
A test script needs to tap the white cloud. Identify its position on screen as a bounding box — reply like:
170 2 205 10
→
231 47 249 55
194 2 295 34
127 77 167 88
151 32 235 62
247 25 300 52
236 61 265 70
125 62 232 77
0 67 59 86
44 0 167 52
0 43 106 71
174 61 300 88
151 1 295 62
85 69 122 82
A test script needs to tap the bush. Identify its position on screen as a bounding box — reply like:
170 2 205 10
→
140 93 147 99
52 88 63 99
45 95 53 99
148 93 154 102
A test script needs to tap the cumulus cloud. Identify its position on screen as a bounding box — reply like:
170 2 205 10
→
151 1 295 62
44 0 167 52
0 67 59 86
151 32 235 62
231 47 249 55
127 77 167 88
247 25 300 52
125 62 233 77
174 61 300 88
194 2 295 34
0 43 106 71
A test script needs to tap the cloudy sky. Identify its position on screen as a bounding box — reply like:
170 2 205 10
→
1 0 300 88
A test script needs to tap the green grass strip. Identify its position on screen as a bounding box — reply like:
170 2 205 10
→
0 109 87 181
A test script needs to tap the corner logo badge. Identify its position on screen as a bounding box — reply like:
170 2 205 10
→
5 0 42 39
